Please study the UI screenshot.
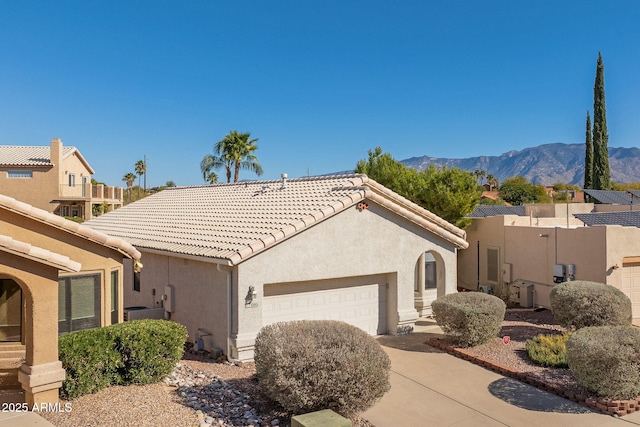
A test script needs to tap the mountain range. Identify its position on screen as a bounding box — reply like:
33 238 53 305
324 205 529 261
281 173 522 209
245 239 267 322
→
400 143 640 187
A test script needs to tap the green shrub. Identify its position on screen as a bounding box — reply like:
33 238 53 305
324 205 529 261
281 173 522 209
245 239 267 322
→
58 327 122 398
525 333 570 368
550 281 632 330
431 292 506 347
110 320 187 384
566 326 640 399
59 319 186 399
254 320 390 417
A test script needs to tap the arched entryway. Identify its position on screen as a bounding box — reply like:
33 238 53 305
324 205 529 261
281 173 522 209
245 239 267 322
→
414 250 446 316
0 279 22 342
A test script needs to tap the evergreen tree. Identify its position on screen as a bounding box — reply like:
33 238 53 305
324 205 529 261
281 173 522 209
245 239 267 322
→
592 52 611 190
584 110 593 189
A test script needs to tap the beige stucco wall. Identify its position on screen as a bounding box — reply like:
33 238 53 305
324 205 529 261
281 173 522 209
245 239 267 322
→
125 251 229 356
1 209 125 326
234 202 459 359
460 215 640 309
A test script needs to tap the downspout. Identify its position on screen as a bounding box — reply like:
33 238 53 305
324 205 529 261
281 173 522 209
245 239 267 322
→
477 240 480 291
217 263 237 362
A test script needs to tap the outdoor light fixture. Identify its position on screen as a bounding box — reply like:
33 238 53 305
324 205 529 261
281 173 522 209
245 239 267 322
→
246 286 258 303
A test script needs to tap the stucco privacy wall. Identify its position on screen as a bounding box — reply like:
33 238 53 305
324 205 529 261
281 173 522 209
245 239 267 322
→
234 202 458 359
123 251 229 355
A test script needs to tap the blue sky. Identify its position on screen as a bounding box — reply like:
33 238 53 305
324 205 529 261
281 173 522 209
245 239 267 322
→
1 1 639 187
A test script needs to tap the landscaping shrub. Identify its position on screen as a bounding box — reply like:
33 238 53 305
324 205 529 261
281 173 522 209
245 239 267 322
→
550 281 632 330
525 332 570 368
431 292 506 347
59 319 186 399
58 327 122 398
110 320 187 384
566 326 640 399
254 320 390 416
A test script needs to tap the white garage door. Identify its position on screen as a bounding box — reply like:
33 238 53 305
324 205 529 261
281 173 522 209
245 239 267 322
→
263 275 388 335
621 262 640 318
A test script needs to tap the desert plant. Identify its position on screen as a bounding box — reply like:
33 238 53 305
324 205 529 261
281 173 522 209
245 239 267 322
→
525 332 570 368
59 319 186 399
550 281 631 330
431 292 506 347
566 326 640 399
254 320 390 417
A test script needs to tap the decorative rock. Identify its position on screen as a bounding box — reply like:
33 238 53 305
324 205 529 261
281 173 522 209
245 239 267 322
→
166 363 263 427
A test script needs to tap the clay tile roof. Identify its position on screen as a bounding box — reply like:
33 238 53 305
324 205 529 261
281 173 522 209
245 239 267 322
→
0 194 140 260
0 145 75 166
0 234 81 272
84 174 468 265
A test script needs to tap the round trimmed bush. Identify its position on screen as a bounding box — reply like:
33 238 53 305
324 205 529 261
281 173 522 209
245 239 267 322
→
567 326 640 399
254 320 390 416
525 333 570 368
550 281 631 330
431 292 506 347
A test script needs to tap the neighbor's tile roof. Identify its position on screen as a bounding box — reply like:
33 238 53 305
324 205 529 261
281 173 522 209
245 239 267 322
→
467 205 526 218
0 194 140 260
85 174 468 265
583 189 636 205
0 145 76 167
0 234 81 272
574 211 640 228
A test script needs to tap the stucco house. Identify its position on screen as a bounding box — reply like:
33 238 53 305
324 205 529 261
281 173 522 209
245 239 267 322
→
0 138 124 220
0 194 140 405
85 174 468 361
459 201 640 317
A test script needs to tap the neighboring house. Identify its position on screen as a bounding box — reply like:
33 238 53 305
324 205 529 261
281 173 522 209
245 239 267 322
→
459 201 640 317
0 194 140 405
85 174 468 361
0 138 124 221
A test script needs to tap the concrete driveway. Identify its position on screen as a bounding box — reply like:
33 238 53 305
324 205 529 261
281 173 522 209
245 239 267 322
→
363 322 640 427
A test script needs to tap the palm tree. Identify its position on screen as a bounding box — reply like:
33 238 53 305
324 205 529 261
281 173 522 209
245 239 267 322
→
135 160 146 198
122 172 136 203
202 130 264 183
200 153 229 183
486 174 498 191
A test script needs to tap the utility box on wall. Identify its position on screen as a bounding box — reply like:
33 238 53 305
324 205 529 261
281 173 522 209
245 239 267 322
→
553 264 566 283
163 285 175 313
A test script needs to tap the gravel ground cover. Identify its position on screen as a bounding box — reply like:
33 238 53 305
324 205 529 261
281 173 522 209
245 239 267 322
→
40 345 371 427
42 308 591 426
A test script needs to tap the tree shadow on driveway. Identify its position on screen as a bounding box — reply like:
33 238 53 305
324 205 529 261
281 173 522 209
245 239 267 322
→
488 378 593 414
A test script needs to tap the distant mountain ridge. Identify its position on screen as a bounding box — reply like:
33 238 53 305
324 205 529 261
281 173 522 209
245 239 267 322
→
400 143 640 186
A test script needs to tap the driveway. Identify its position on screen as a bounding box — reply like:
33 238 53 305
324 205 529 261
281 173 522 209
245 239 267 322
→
363 321 640 427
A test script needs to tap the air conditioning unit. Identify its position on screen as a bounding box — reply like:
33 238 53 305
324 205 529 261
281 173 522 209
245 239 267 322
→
123 306 165 321
479 285 494 295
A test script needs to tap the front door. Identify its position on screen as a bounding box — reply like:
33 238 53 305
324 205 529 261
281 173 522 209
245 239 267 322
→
0 279 22 342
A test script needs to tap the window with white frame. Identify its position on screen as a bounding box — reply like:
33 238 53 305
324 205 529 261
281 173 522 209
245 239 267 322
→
7 170 32 178
69 173 76 187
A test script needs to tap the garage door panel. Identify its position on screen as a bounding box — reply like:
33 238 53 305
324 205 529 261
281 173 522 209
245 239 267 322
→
263 276 388 335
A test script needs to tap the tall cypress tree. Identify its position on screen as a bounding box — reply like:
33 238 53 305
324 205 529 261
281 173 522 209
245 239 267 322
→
584 110 593 189
592 52 611 190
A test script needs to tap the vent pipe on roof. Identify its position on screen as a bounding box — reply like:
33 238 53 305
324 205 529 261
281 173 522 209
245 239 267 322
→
281 173 288 189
